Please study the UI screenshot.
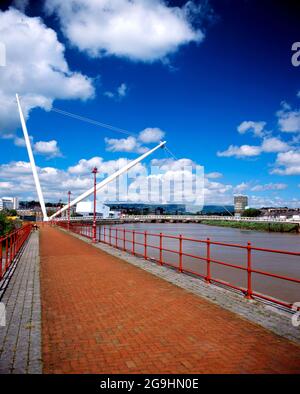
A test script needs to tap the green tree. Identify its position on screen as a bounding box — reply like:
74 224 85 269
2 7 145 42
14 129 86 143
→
0 212 14 236
242 208 261 217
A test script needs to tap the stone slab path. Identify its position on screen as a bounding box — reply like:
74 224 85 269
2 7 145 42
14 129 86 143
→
0 231 42 374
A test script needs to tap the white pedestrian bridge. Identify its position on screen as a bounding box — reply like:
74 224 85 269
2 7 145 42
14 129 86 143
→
54 214 300 225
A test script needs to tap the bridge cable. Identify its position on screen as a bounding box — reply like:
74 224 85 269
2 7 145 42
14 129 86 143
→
50 107 139 137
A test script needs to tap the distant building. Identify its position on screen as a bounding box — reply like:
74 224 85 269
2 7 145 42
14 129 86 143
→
0 197 19 211
107 203 186 215
234 195 248 217
76 201 120 219
260 207 300 219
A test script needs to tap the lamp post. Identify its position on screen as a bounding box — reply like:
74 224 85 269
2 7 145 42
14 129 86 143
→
67 191 71 230
92 167 98 243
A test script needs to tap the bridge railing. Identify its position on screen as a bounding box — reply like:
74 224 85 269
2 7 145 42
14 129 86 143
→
56 222 300 311
53 214 300 223
0 224 32 280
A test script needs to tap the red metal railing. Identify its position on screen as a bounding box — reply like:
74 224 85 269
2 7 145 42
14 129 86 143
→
57 222 300 310
0 224 32 280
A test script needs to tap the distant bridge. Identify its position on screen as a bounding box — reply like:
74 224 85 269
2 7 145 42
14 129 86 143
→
55 214 300 225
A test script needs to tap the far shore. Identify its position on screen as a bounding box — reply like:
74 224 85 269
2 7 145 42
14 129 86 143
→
199 219 299 233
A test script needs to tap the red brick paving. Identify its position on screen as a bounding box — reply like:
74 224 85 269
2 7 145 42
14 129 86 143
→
40 226 300 374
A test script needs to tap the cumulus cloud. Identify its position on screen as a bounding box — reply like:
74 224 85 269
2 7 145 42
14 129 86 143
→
271 150 300 175
217 144 261 158
218 137 290 158
261 137 290 153
34 140 62 158
139 128 165 143
44 0 204 62
104 127 165 153
1 155 296 207
0 8 94 137
233 182 250 193
277 102 300 133
237 121 266 137
105 136 148 154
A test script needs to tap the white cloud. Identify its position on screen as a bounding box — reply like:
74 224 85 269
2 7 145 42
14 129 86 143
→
104 127 165 153
234 182 250 193
1 156 297 207
277 103 300 133
104 82 128 100
105 136 148 154
218 137 290 158
206 172 223 179
251 183 287 192
261 137 290 153
271 150 300 175
44 0 204 62
34 140 62 158
237 121 266 137
117 83 127 97
13 136 27 147
139 127 165 143
249 195 300 208
0 8 94 137
217 144 261 158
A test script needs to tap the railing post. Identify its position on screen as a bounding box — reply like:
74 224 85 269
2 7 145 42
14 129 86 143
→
132 230 135 255
144 231 147 260
104 227 106 243
9 234 12 268
0 238 2 279
179 234 183 272
245 241 253 299
5 237 8 270
115 228 118 248
205 238 211 284
123 228 126 251
109 227 112 246
159 233 163 265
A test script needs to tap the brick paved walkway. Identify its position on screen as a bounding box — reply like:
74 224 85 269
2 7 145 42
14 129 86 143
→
40 226 300 374
0 232 42 374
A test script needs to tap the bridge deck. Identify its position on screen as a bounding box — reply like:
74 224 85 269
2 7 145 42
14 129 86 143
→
40 226 300 374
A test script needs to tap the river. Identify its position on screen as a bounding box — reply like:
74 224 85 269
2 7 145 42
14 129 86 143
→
98 223 300 305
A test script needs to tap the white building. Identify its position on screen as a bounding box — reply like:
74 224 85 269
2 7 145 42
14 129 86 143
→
0 197 19 211
76 201 120 219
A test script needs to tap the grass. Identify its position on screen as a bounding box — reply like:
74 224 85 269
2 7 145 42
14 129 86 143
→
200 219 299 233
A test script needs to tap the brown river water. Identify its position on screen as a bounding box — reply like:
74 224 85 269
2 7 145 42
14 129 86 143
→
97 223 300 306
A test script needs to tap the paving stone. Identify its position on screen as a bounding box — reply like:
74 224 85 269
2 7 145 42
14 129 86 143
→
0 232 42 374
40 226 300 374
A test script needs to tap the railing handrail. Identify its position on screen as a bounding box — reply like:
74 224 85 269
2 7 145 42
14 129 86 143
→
56 222 300 311
0 223 32 241
0 223 33 281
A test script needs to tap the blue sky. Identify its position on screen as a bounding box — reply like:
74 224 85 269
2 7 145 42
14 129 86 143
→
0 0 300 206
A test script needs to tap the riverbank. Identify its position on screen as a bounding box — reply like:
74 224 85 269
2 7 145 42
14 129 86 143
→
200 219 299 233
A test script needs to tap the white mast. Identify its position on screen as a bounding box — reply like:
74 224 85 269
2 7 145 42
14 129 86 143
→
49 140 166 220
16 94 48 221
